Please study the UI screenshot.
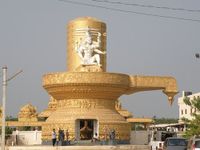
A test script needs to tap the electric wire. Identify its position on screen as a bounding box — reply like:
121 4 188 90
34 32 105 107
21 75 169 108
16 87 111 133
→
92 0 200 13
58 0 200 23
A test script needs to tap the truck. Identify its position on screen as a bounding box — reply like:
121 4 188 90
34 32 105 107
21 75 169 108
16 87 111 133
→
149 131 177 150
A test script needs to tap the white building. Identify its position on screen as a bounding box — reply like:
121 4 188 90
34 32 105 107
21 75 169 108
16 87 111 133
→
178 91 200 122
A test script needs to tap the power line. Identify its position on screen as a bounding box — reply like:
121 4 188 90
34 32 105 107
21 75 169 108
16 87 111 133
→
58 0 200 23
92 0 200 13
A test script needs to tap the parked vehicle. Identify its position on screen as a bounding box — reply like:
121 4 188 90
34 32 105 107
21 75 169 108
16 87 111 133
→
187 137 200 150
163 137 187 150
149 131 177 150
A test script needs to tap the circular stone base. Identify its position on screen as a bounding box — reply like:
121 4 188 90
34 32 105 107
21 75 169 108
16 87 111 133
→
42 102 131 141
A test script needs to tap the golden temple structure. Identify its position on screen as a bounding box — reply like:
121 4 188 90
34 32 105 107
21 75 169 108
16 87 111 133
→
40 17 178 143
0 17 178 144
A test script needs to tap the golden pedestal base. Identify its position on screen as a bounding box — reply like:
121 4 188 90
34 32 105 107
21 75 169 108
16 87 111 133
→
42 100 130 141
42 72 131 141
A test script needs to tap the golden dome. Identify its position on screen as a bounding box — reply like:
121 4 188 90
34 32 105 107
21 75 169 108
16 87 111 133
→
20 104 36 112
18 103 38 122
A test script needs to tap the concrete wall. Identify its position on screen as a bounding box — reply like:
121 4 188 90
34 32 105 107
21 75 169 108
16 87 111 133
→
12 130 42 145
130 131 150 145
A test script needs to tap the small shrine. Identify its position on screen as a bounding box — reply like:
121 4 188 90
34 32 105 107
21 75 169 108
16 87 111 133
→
18 104 38 122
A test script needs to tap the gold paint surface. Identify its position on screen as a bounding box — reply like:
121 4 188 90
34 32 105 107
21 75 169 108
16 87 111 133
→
43 104 131 141
127 75 178 104
67 17 106 72
127 118 153 123
18 104 38 122
38 96 58 118
40 17 178 141
43 72 129 100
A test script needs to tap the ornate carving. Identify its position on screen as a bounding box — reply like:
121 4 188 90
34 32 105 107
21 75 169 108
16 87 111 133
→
74 27 106 67
43 72 129 86
99 123 131 140
42 72 130 100
18 104 38 122
42 122 74 141
115 99 122 110
67 17 107 72
38 96 58 118
115 99 133 118
57 99 115 109
47 96 58 110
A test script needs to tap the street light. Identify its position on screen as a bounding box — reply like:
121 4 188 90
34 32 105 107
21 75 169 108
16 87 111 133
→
1 66 22 150
195 53 200 59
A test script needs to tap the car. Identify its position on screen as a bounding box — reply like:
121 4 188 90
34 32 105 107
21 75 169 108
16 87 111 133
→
187 137 200 150
163 137 187 150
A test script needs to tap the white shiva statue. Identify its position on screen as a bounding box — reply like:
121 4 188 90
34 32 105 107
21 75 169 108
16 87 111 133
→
75 28 106 66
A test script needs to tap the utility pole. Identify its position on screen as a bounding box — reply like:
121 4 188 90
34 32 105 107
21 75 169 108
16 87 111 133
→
1 66 7 150
1 66 22 150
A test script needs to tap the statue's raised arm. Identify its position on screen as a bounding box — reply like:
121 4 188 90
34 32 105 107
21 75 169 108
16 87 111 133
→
96 32 101 48
75 40 84 62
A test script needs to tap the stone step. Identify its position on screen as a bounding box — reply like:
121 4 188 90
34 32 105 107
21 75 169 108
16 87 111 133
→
8 145 150 150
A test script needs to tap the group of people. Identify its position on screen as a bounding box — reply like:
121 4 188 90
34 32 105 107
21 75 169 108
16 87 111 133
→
52 128 69 146
91 128 116 145
52 128 116 146
104 128 116 145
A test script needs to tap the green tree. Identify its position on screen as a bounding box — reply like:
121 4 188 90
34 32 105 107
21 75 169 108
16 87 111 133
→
183 96 200 138
6 115 18 121
154 118 178 124
5 126 13 135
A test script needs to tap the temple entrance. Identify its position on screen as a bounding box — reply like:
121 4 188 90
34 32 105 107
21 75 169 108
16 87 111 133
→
75 119 98 140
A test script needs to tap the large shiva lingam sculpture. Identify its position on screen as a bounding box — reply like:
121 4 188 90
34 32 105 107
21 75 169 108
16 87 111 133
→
42 17 178 143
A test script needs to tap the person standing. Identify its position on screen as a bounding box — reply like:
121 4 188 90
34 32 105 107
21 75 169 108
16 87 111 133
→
65 129 69 145
109 129 116 145
102 126 109 145
52 129 57 146
58 128 63 145
60 130 65 146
